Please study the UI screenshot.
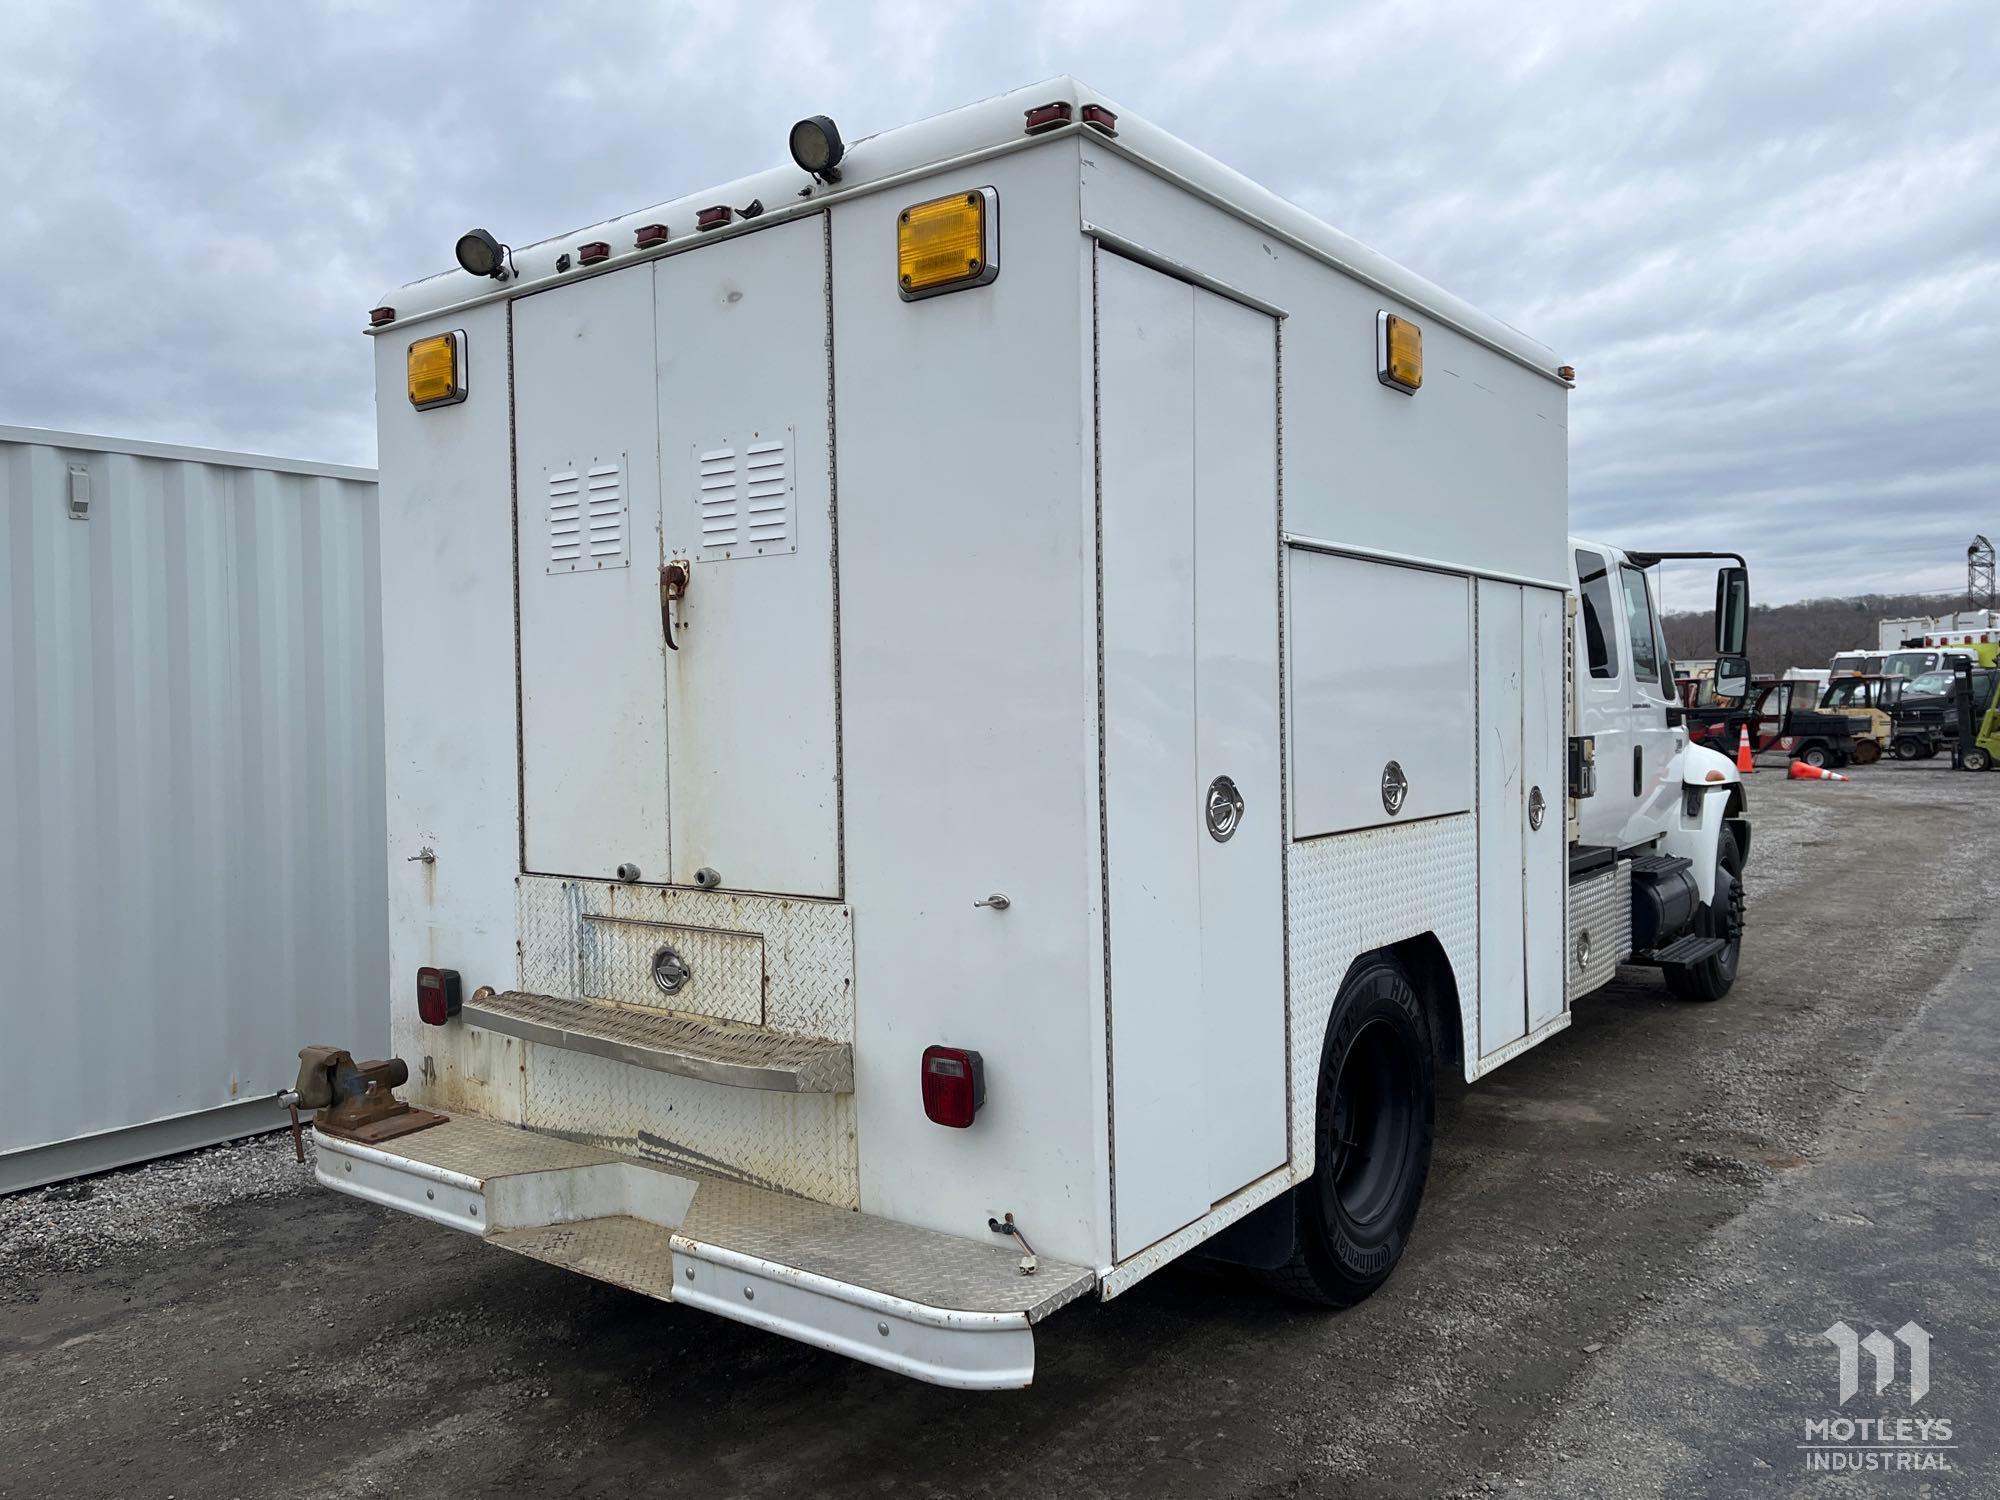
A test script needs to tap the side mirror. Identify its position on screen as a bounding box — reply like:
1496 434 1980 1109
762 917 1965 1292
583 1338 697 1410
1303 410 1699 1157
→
1714 654 1750 701
1714 566 1749 656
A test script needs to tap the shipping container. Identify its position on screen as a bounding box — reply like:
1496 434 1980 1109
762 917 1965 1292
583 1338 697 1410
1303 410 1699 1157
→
0 426 387 1192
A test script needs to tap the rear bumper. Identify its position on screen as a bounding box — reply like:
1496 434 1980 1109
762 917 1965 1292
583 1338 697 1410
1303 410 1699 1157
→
314 1115 1094 1389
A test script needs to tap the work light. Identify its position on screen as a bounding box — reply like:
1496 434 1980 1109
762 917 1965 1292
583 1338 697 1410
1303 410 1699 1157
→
454 228 508 279
789 115 844 179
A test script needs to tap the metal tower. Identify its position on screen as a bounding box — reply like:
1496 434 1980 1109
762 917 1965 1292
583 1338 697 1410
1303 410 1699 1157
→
1971 535 1996 612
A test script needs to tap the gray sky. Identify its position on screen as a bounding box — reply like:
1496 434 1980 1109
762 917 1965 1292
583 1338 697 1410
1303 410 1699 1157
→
2 0 1994 606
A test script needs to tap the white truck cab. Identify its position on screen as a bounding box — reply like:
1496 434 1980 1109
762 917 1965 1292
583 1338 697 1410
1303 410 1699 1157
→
1569 542 1751 1001
303 81 1752 1389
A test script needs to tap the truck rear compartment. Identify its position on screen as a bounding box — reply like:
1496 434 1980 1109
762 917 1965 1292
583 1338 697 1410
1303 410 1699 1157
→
355 81 1582 1383
317 1114 1093 1389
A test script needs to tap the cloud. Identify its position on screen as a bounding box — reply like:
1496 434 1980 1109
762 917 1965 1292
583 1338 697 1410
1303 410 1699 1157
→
1 0 1993 603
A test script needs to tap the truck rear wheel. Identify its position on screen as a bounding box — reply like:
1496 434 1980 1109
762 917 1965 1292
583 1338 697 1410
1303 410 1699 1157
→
1664 830 1744 1003
1261 955 1435 1307
1893 737 1922 761
1799 742 1828 769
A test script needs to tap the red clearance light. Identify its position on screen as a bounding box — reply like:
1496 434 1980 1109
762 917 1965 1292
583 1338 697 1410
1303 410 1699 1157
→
1558 364 1577 382
921 1045 986 1128
577 240 610 265
635 223 669 248
369 306 396 327
1023 101 1073 135
416 966 462 1026
696 204 732 231
1081 104 1118 136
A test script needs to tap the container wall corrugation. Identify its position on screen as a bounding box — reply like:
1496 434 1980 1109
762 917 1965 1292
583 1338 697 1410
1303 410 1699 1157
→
0 431 387 1181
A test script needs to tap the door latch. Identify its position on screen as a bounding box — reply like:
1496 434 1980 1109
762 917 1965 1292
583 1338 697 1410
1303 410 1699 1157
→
660 558 691 651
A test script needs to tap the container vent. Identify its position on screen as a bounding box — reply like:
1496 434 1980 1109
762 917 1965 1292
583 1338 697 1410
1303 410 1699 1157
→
547 457 629 573
693 430 795 559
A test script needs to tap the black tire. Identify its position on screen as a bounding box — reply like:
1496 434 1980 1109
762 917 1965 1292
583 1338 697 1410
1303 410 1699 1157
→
1800 743 1828 769
1664 829 1745 1002
1966 747 1992 772
1261 956 1435 1306
1893 737 1922 761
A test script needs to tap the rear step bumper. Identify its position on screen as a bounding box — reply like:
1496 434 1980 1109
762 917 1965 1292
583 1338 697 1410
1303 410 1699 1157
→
314 1115 1095 1389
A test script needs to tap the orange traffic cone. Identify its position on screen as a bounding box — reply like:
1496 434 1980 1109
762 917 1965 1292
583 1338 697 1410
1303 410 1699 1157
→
1788 759 1849 782
1736 724 1756 774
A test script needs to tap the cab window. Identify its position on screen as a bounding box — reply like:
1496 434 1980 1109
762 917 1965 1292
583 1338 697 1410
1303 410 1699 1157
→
1575 549 1620 680
1618 565 1664 685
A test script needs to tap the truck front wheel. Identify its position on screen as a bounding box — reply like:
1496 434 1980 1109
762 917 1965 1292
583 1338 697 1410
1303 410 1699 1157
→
1262 955 1435 1307
1664 830 1745 1003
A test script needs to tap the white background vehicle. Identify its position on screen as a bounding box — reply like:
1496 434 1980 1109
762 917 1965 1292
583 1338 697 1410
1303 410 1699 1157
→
310 80 1752 1389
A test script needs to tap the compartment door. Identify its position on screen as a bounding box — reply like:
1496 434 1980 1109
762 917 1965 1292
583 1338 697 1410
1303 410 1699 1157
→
1523 586 1567 1029
1099 252 1284 1259
655 216 840 897
516 270 668 883
1476 580 1529 1054
1476 580 1569 1053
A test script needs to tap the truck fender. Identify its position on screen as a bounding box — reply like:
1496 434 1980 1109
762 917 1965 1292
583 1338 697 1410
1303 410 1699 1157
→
1659 743 1744 905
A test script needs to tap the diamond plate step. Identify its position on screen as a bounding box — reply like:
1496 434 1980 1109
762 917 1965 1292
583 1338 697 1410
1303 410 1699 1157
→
464 990 853 1094
314 1115 1097 1387
1643 933 1728 966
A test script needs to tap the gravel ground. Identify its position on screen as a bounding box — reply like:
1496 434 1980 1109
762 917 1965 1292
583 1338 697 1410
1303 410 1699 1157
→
1 758 1994 1499
1 1135 315 1293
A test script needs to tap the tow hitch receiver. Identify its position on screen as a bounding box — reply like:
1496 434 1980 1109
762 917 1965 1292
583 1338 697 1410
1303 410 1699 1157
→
293 1046 446 1147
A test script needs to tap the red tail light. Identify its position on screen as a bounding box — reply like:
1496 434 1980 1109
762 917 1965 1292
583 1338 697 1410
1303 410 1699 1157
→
417 966 461 1026
921 1045 985 1128
1023 101 1072 135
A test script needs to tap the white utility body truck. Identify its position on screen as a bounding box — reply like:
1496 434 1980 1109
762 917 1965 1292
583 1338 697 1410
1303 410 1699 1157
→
311 80 1752 1389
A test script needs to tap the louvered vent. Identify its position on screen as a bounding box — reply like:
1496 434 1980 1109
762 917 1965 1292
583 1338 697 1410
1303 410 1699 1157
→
693 430 794 559
546 458 629 573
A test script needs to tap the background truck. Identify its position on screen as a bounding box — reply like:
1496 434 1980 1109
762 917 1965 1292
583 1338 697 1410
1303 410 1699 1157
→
308 80 1752 1388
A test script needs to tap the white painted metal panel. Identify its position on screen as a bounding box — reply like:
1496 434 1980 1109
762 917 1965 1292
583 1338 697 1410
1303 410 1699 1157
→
1522 586 1567 1029
656 215 839 897
833 145 1110 1271
0 429 385 1189
1078 150 1568 592
515 270 668 884
373 302 525 1129
1099 252 1205 1257
1190 289 1286 1202
1476 580 1528 1055
1288 552 1472 837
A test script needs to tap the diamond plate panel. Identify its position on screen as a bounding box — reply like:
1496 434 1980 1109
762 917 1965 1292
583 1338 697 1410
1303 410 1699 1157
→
517 876 853 1037
1286 814 1478 1174
334 1116 1089 1321
357 1113 622 1179
493 1215 678 1300
676 1177 1094 1321
519 1042 858 1208
580 915 765 1025
470 991 853 1093
1566 860 1631 1002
